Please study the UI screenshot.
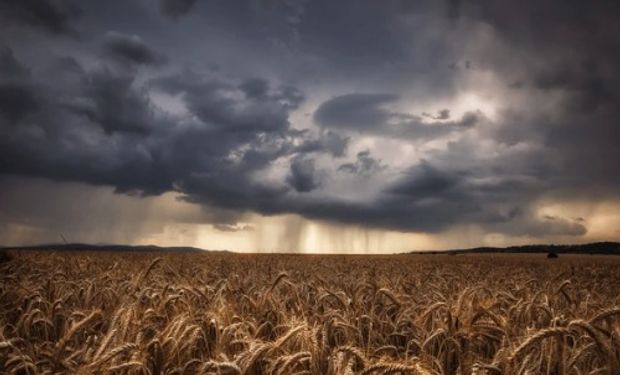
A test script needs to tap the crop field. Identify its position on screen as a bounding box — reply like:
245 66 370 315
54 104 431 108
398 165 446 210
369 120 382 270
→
1 251 620 375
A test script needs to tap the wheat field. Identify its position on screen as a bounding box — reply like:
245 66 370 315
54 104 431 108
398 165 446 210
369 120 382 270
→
1 251 620 374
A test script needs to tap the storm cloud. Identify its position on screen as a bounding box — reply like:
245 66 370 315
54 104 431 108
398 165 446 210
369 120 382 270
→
102 31 167 67
314 93 481 140
159 0 197 20
1 0 620 248
0 0 81 35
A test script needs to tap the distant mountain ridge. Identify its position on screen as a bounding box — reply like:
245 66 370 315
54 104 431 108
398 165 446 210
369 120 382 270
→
2 242 620 255
1 243 215 253
408 241 620 255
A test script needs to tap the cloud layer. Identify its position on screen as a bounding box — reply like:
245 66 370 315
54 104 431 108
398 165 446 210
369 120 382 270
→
1 0 620 246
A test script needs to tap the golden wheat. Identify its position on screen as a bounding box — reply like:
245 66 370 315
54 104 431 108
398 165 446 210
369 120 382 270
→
1 251 620 374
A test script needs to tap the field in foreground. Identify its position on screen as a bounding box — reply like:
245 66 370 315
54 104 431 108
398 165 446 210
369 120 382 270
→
1 251 620 375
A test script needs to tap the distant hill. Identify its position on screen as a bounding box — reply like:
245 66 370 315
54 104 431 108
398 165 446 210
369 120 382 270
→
408 241 620 255
1 243 218 253
3 242 620 255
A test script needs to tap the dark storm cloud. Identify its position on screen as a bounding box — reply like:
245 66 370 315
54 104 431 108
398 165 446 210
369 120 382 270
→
314 94 397 130
90 74 151 134
1 0 620 240
0 46 30 78
0 0 81 35
0 50 167 193
317 131 348 157
0 48 311 208
294 1 412 71
338 151 384 175
294 130 349 157
159 0 198 20
390 162 460 199
64 69 155 134
314 93 480 140
0 82 39 123
102 32 167 67
139 0 463 94
286 157 319 193
238 78 269 100
532 65 614 114
151 72 305 133
0 46 39 124
305 159 586 235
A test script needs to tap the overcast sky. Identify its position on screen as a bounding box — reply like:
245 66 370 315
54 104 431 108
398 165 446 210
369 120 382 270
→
1 0 620 252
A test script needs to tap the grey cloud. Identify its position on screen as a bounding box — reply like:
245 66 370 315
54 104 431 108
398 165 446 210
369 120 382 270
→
390 162 461 199
0 82 40 123
528 60 615 114
294 2 418 73
338 150 384 175
295 130 349 157
48 56 84 77
152 72 302 133
66 69 155 134
0 55 307 217
0 47 40 124
459 1 620 117
0 46 30 79
320 131 348 157
271 85 305 110
236 81 305 115
187 85 288 133
258 153 550 234
0 0 81 35
286 157 319 193
314 93 480 140
160 0 198 20
102 32 167 67
314 93 397 130
489 211 588 237
239 78 269 99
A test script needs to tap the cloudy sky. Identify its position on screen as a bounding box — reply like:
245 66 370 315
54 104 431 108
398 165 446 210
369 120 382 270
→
1 0 620 252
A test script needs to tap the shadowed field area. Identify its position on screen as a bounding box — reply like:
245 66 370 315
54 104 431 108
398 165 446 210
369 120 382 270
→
1 251 620 374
